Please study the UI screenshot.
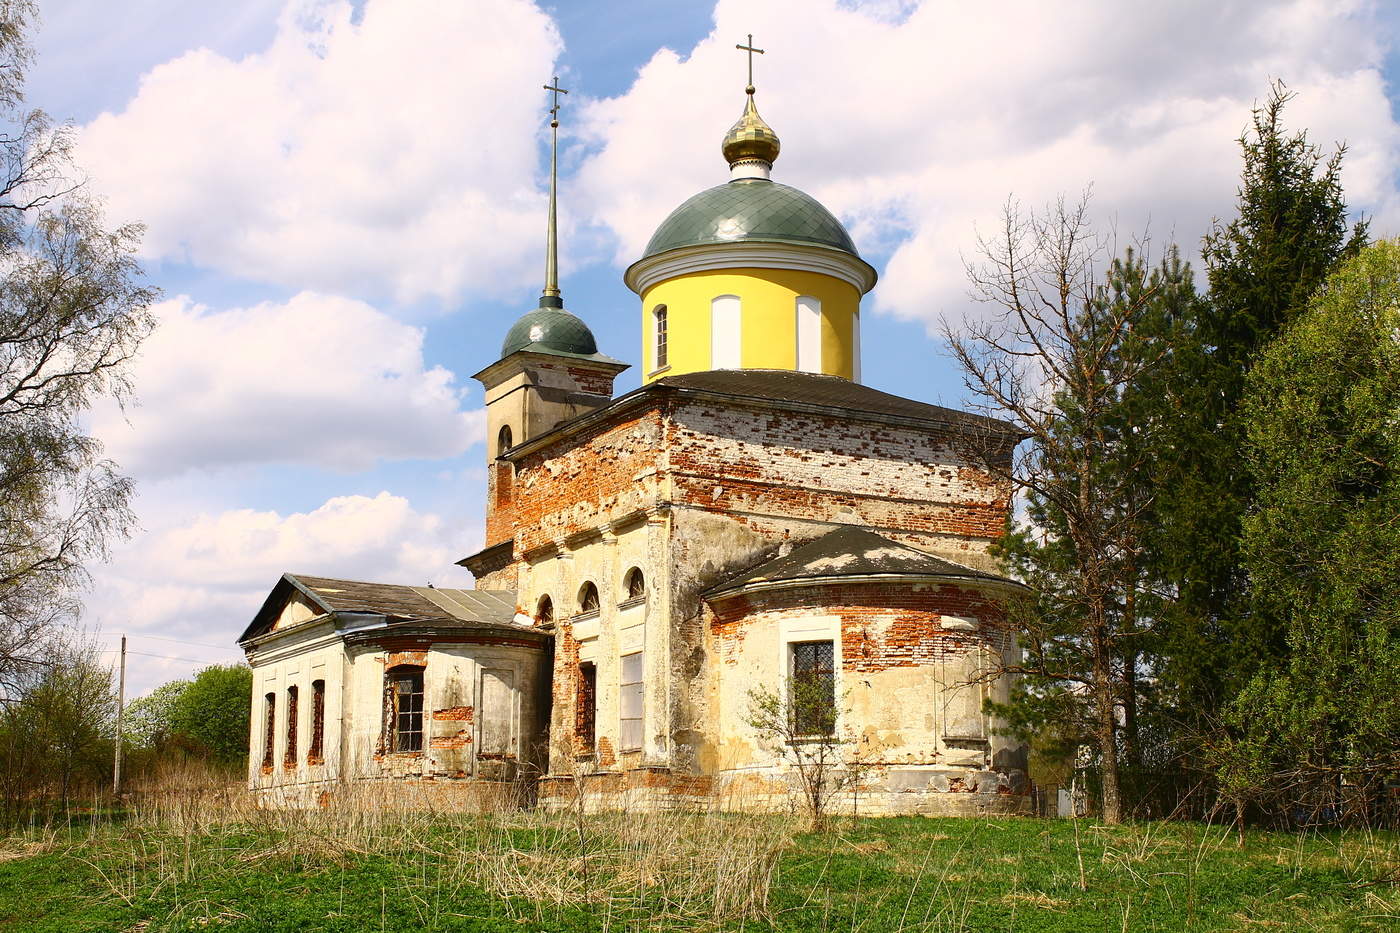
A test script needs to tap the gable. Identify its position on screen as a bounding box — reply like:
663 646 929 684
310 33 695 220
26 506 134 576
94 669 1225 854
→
270 591 323 632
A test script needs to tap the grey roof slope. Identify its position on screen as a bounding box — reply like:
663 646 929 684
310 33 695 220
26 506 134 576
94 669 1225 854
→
239 573 521 644
704 525 1020 597
655 369 1019 436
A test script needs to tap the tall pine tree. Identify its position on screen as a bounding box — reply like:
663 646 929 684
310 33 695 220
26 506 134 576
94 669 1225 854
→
1148 82 1367 723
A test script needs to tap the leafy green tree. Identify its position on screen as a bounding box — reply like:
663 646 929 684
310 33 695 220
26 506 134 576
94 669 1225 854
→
167 664 252 764
0 0 156 696
1218 240 1400 822
124 678 190 749
1148 81 1367 720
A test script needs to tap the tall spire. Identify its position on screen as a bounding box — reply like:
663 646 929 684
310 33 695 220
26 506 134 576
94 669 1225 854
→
541 76 568 309
723 35 780 179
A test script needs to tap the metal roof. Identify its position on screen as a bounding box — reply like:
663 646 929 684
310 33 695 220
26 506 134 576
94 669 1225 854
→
238 574 523 644
641 178 859 259
705 525 1020 597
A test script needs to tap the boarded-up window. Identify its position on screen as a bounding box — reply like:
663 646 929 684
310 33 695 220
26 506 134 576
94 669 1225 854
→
284 686 298 767
262 693 275 769
479 668 516 757
620 652 644 750
711 295 741 369
309 679 325 763
385 666 424 752
791 641 836 736
942 650 987 740
576 662 596 752
796 296 821 372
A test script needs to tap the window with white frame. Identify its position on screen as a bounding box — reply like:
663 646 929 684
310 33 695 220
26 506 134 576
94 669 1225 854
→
653 305 668 369
711 295 741 369
796 296 821 372
619 651 644 750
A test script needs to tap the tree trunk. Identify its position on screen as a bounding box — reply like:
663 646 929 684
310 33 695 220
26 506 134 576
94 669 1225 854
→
1094 626 1123 824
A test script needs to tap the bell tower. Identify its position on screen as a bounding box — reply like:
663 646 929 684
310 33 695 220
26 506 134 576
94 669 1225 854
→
473 76 627 551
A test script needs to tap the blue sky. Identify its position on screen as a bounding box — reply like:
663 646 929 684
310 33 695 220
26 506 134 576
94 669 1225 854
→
31 0 1400 693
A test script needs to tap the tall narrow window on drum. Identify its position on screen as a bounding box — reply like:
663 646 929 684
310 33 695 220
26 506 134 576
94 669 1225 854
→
711 295 741 369
796 296 821 372
619 651 644 750
653 305 668 369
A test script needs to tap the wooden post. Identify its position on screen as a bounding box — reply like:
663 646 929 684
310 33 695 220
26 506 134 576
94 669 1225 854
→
113 635 126 796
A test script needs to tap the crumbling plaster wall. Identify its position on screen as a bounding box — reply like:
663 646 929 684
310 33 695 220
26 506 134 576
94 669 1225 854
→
705 581 1022 775
247 624 346 792
340 638 549 783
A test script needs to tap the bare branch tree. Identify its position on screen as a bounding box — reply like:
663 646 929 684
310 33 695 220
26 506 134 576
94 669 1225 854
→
944 193 1165 825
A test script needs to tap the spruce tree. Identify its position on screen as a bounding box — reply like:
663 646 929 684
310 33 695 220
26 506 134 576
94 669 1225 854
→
1148 82 1367 721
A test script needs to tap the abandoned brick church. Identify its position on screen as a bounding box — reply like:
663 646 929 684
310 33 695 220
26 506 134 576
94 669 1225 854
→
238 71 1031 815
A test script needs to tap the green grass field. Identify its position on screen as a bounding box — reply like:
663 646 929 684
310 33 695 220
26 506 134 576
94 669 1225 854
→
2 808 1397 932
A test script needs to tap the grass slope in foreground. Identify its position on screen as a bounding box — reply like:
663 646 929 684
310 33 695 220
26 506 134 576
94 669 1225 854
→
1 808 1397 932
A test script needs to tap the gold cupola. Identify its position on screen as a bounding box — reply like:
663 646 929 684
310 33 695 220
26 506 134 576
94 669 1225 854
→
722 86 781 179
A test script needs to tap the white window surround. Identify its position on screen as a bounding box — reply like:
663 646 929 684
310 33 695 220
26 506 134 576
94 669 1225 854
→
775 614 842 711
851 310 862 383
796 296 821 373
711 295 741 369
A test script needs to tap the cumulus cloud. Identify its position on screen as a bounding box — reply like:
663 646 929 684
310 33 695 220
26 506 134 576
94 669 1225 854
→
91 292 485 477
575 0 1400 331
76 0 562 305
86 491 480 694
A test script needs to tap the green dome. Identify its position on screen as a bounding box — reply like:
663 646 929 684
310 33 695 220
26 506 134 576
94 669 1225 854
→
642 178 859 259
501 305 599 358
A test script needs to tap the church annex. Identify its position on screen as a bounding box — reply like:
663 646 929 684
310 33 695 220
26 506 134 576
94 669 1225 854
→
238 61 1031 815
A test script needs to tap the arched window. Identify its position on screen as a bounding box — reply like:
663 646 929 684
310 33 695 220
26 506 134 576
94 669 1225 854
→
578 581 600 614
653 305 668 369
711 295 741 369
796 296 821 373
497 424 513 455
624 567 645 600
536 595 554 626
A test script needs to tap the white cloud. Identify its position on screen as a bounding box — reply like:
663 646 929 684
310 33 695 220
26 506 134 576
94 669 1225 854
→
86 491 481 695
92 292 485 477
76 0 562 305
575 0 1400 331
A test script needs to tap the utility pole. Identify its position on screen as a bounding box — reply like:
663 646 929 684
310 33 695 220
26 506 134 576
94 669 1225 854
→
113 634 126 797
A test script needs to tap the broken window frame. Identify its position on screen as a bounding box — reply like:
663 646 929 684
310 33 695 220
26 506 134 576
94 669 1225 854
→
623 567 645 601
575 661 597 755
619 651 644 751
577 581 600 615
262 692 276 771
789 640 837 737
284 685 298 768
383 665 425 753
308 679 325 764
536 594 554 626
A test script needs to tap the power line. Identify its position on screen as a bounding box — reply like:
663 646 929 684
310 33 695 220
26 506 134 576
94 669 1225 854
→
97 647 241 665
127 632 240 652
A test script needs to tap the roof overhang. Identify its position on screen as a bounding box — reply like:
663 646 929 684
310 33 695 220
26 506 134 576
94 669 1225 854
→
702 571 1029 602
624 240 878 296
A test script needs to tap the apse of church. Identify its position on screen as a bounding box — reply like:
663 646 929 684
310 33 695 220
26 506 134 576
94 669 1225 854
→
239 39 1031 815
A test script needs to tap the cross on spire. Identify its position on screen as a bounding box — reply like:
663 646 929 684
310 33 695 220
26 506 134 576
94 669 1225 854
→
543 76 569 125
735 33 764 93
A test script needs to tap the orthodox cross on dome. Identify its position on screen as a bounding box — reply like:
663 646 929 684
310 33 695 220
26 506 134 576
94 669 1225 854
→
541 75 569 304
735 33 764 93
